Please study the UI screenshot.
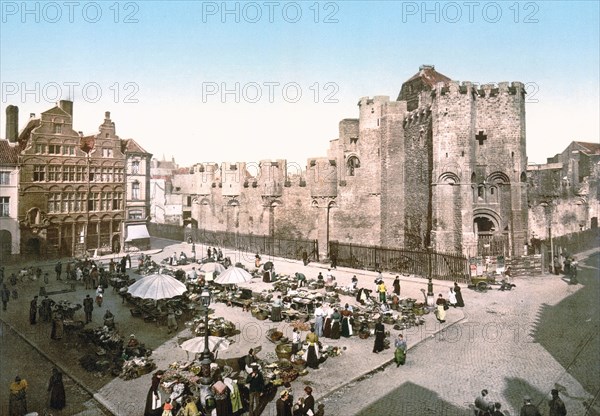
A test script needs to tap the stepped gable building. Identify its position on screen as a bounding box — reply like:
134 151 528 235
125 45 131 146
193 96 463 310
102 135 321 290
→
163 66 529 258
5 101 151 257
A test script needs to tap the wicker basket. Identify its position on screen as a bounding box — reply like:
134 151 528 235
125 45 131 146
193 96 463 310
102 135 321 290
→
275 343 293 360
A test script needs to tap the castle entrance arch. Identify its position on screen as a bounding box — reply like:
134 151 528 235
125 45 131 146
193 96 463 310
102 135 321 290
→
474 214 507 257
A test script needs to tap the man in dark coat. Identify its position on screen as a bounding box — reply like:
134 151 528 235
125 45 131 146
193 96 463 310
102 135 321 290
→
276 389 293 416
55 261 62 281
548 389 567 416
1 284 10 311
83 294 94 323
295 386 315 416
245 365 265 416
393 276 401 296
520 396 541 416
29 296 38 324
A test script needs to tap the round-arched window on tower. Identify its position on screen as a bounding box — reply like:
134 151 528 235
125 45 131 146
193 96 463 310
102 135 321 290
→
347 156 360 176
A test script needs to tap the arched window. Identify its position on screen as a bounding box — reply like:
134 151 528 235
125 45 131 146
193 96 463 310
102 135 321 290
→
477 185 485 202
347 156 360 176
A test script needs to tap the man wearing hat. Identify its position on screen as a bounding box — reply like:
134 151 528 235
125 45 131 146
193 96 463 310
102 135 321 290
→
295 386 315 416
520 396 541 416
276 389 293 416
245 364 264 416
548 389 567 416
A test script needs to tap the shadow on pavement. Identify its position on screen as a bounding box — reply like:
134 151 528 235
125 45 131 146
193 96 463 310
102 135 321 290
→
530 253 600 401
356 381 472 416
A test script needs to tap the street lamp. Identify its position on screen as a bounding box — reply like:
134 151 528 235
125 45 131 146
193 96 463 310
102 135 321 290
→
426 246 434 306
199 287 213 386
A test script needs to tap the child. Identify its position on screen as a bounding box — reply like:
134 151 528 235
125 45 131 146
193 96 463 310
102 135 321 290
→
162 398 174 416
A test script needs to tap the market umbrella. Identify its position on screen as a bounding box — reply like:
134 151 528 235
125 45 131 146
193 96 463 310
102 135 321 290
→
126 273 187 300
200 262 226 274
214 267 253 285
180 336 231 353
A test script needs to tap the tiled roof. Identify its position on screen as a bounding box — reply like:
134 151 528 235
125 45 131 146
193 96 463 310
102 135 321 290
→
121 138 150 154
405 65 452 87
0 140 20 164
17 118 41 145
573 141 600 155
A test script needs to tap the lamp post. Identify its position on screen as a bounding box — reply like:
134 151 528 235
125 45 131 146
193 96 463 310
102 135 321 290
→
426 246 434 306
199 286 213 386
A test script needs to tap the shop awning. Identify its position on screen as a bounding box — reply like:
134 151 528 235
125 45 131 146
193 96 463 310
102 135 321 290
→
126 224 150 242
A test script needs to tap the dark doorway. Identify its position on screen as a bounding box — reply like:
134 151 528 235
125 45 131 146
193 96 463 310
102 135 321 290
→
25 238 41 256
0 230 12 257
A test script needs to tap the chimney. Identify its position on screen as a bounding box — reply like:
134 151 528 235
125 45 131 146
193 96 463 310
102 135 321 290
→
6 105 18 143
59 100 73 117
105 111 111 120
30 113 35 118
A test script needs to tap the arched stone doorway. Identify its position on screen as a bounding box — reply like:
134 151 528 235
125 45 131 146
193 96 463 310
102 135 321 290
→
473 213 507 256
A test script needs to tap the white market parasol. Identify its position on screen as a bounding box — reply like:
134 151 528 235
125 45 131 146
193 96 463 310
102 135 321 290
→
214 267 253 285
126 274 187 300
180 336 231 353
199 262 226 274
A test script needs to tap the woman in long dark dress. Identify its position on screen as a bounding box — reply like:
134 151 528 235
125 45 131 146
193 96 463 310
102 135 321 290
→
341 305 353 338
144 370 164 416
453 282 464 307
50 311 64 340
48 368 66 410
212 378 233 416
372 320 385 353
304 330 320 369
322 311 332 338
330 309 341 339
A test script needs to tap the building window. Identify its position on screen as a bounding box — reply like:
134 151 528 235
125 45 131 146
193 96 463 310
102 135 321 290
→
0 171 10 185
63 165 75 181
64 145 75 155
62 192 74 212
88 192 100 211
115 168 124 182
186 196 192 207
347 156 360 177
89 167 99 182
74 193 85 212
131 160 140 174
48 165 61 181
132 182 140 200
101 168 111 182
129 209 143 219
102 148 113 158
48 144 61 154
35 144 45 154
112 192 123 210
76 166 86 182
101 192 112 211
48 193 60 213
54 124 62 134
0 197 9 216
33 165 45 182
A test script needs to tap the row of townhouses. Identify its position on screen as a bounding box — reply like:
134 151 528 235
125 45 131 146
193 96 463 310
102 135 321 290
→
0 101 152 258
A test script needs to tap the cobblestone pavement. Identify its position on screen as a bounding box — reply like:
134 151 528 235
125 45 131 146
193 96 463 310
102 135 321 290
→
0 321 111 416
1 240 598 416
322 250 600 416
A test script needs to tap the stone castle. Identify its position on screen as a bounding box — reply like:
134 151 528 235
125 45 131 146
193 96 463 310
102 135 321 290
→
159 66 530 258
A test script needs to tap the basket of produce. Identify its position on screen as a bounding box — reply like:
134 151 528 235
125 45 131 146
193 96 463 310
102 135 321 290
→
275 343 293 360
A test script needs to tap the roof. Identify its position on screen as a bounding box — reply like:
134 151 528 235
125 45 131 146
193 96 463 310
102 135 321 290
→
17 118 41 145
42 106 70 117
404 65 452 88
121 138 150 154
573 141 600 155
0 140 20 164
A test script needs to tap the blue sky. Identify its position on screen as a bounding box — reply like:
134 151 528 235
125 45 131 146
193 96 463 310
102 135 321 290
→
1 0 598 166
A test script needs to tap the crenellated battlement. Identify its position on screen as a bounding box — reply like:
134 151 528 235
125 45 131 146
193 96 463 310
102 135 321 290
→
430 80 525 99
357 96 391 107
403 105 432 126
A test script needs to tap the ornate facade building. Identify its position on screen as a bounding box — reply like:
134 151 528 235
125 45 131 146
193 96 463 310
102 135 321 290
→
162 66 532 258
2 101 151 258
